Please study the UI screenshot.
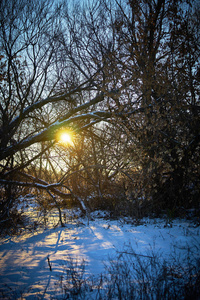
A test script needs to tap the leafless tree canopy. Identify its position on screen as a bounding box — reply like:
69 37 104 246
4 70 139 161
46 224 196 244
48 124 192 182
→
0 0 199 224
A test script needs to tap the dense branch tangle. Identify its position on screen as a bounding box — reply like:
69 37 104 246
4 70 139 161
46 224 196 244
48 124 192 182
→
0 0 199 225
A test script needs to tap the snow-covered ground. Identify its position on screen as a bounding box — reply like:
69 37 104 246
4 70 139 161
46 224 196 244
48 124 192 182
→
0 199 199 299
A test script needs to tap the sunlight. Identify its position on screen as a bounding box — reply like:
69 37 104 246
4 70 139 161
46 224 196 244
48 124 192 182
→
60 132 72 144
57 130 74 146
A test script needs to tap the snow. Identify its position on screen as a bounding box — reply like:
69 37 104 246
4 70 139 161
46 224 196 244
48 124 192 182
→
0 203 199 299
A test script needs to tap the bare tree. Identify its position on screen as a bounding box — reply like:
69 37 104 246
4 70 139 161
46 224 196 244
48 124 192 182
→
72 0 200 212
1 0 199 226
108 0 200 211
0 0 113 224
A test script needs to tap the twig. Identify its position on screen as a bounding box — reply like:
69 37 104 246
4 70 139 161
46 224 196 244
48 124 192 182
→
47 255 52 271
116 250 154 259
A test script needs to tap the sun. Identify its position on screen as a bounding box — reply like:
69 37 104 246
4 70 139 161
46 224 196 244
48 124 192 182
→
60 132 72 143
57 130 74 145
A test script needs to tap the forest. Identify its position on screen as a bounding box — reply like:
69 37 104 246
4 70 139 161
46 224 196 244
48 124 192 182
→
0 0 200 298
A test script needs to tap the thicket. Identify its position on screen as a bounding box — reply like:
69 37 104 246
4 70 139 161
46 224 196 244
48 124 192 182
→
0 0 199 228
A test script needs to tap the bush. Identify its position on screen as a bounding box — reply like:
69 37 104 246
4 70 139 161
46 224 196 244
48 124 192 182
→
58 243 200 300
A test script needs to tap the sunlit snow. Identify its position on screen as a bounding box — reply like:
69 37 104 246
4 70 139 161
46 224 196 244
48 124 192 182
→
0 198 199 299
